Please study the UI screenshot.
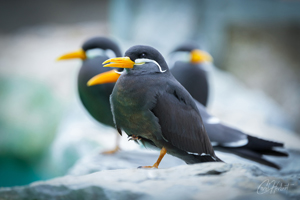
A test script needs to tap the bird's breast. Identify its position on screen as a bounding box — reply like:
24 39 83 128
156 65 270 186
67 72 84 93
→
110 75 162 141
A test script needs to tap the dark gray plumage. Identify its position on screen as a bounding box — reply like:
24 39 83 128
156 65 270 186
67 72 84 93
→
57 37 123 154
78 56 116 126
195 89 287 169
110 45 221 164
171 43 209 106
170 43 287 169
78 37 122 127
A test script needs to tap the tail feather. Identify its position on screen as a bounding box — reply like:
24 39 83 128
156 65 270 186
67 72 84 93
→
253 149 288 157
215 134 288 169
225 148 281 170
192 155 223 163
245 135 284 150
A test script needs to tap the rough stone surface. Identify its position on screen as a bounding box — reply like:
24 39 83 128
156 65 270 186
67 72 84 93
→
0 163 299 200
67 150 186 176
66 148 300 177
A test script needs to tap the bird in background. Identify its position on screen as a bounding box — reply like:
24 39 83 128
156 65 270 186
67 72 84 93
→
88 45 288 169
170 42 212 107
88 45 222 168
170 42 287 169
57 37 123 154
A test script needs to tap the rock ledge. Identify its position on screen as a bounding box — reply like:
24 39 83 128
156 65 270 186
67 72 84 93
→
0 163 299 200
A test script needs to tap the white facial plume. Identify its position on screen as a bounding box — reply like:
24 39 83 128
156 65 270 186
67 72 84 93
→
134 58 167 73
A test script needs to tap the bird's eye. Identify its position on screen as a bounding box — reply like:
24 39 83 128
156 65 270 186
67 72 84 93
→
139 53 146 58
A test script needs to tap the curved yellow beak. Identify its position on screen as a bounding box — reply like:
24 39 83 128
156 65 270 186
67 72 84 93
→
103 57 135 68
190 49 213 64
87 69 121 86
56 49 87 61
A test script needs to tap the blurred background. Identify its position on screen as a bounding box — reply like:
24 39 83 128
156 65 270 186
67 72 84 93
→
0 0 300 187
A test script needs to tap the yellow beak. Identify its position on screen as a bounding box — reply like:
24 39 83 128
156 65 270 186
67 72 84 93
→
87 69 121 86
87 57 134 86
56 49 87 61
190 49 213 64
103 57 135 68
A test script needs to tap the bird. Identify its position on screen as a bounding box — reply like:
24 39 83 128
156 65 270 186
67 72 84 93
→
170 43 287 169
88 45 222 168
170 42 212 107
57 37 123 154
194 100 287 169
88 46 288 169
169 42 288 169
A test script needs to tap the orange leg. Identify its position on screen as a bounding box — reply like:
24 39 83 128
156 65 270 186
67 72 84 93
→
139 147 167 169
102 132 121 154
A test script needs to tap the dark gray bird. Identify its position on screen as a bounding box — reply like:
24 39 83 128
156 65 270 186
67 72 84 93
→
88 45 287 169
57 37 122 154
170 43 287 169
170 43 212 107
195 100 287 169
88 45 222 168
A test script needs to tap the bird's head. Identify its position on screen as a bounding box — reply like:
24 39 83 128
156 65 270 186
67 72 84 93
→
87 45 169 86
104 45 168 73
56 37 122 61
172 42 213 64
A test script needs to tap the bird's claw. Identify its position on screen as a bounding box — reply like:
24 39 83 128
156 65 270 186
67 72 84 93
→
128 135 141 141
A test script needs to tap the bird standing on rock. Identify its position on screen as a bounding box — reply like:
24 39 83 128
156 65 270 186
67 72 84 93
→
57 37 122 154
88 45 288 169
88 45 222 168
170 43 287 169
170 43 212 107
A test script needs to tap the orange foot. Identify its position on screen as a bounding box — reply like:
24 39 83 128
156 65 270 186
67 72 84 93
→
137 147 167 169
138 163 159 169
138 166 158 169
101 146 120 155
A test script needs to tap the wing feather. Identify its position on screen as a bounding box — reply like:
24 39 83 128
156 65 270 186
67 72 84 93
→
151 84 215 156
